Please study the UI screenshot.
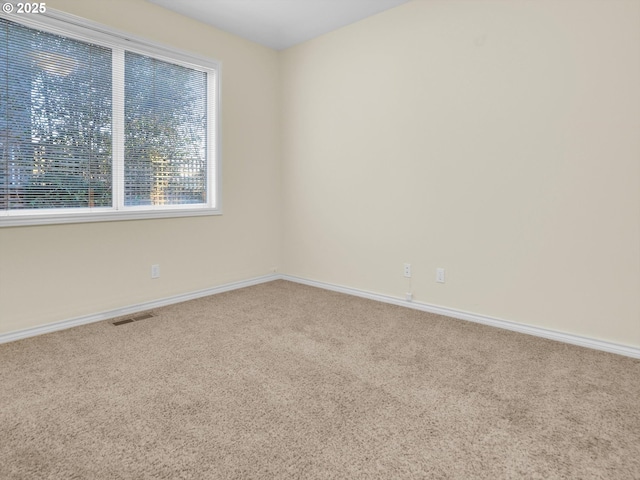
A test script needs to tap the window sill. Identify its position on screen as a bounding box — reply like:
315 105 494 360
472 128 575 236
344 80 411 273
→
0 207 222 227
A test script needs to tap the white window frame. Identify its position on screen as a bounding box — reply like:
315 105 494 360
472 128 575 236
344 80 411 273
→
0 9 221 227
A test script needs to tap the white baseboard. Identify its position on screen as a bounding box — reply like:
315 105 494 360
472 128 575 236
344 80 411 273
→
3 272 639 360
281 274 640 359
0 274 279 345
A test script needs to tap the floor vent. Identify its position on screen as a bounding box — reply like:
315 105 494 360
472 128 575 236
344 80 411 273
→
112 313 155 326
112 319 135 326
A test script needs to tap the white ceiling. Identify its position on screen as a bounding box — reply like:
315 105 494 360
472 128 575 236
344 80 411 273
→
147 0 411 50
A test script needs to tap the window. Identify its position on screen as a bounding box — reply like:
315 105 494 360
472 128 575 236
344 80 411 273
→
0 11 219 226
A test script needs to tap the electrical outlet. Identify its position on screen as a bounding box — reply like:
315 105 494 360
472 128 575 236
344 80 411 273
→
436 268 445 283
405 292 413 302
404 263 411 278
151 264 160 279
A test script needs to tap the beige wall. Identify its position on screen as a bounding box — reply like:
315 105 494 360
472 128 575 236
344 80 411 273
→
281 0 640 347
0 0 282 334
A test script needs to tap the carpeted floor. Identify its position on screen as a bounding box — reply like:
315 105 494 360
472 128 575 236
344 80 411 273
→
1 280 639 479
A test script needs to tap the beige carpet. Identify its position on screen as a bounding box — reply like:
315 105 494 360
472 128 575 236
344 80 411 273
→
1 280 639 479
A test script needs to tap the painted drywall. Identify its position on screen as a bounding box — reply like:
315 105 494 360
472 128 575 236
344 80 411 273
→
280 0 640 347
0 0 282 334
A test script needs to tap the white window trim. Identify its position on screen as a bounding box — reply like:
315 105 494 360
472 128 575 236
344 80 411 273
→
0 9 222 227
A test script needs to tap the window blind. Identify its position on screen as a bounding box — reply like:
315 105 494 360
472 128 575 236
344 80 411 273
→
0 17 112 210
0 11 219 226
124 52 208 207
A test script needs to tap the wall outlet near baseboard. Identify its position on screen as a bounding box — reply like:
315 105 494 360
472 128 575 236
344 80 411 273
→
436 268 445 283
151 264 160 279
404 263 411 278
405 292 413 302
